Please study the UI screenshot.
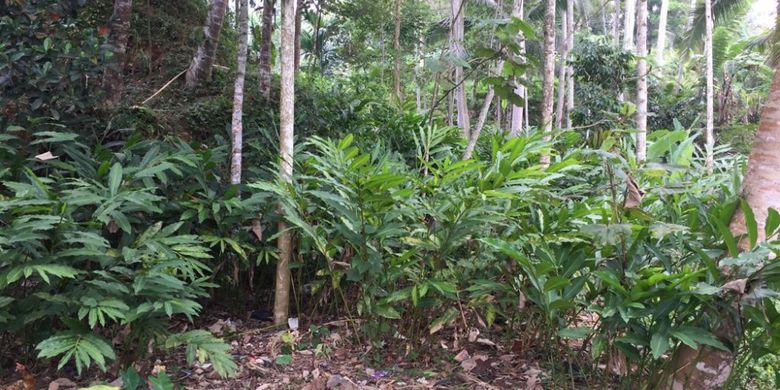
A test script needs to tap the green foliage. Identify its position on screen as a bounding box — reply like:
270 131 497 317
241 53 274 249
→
0 131 236 376
0 0 105 127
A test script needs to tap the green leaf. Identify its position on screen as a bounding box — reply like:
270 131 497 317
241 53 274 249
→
373 304 401 319
670 326 729 351
650 333 670 359
714 217 738 257
766 208 780 238
148 371 175 390
740 199 758 250
275 354 293 365
121 366 143 390
558 327 591 339
108 163 123 197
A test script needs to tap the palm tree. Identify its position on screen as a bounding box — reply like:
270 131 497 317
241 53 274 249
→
666 3 780 385
451 0 470 139
274 0 296 326
394 0 403 101
230 0 249 185
705 0 715 171
259 0 275 100
510 0 526 137
636 0 647 161
102 0 133 107
186 0 229 89
624 0 636 51
540 0 556 166
656 0 668 64
566 0 574 130
555 6 568 129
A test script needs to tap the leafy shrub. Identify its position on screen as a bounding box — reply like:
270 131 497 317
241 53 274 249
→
0 129 236 376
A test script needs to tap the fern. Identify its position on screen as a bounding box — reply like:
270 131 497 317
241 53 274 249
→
165 330 238 378
36 332 116 374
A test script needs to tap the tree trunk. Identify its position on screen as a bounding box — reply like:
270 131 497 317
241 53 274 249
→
451 0 470 139
186 0 228 89
656 0 668 65
666 64 780 390
674 0 698 93
274 0 296 327
540 0 556 166
464 60 503 160
555 8 568 130
566 0 574 130
230 0 249 185
294 0 303 72
612 0 620 46
705 0 715 171
393 0 402 101
259 0 275 100
416 35 424 113
102 0 133 108
623 0 636 51
636 0 647 162
509 0 525 137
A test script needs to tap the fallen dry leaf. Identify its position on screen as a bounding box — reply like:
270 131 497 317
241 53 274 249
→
454 349 470 362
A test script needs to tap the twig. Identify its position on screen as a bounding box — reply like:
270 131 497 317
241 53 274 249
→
455 372 500 390
138 68 187 105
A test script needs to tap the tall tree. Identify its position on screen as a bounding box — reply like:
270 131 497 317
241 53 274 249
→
230 0 249 185
393 0 402 101
451 0 470 139
668 47 780 390
295 0 304 71
636 0 647 161
704 0 715 171
555 7 568 130
274 0 296 326
656 0 668 64
540 0 556 166
611 0 620 45
186 0 229 89
510 0 526 137
259 0 275 100
102 0 133 107
565 0 574 130
623 0 636 51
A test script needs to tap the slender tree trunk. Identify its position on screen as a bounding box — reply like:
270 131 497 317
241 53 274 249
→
555 8 568 130
393 0 403 101
656 0 668 65
274 0 296 327
636 0 647 162
451 0 470 139
186 0 228 89
230 0 249 185
623 0 636 51
540 0 556 166
705 0 715 171
667 65 780 390
259 0 275 100
510 0 525 137
566 0 574 130
464 60 503 159
674 0 698 93
102 0 133 107
612 0 620 46
416 36 424 113
294 0 303 72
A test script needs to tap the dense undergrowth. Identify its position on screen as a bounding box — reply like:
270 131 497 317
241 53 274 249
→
3 0 780 389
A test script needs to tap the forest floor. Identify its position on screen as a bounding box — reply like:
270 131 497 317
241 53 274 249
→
3 310 560 389
160 312 549 389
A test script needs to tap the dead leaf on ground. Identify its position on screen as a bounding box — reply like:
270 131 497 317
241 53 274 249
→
722 279 748 295
454 350 470 362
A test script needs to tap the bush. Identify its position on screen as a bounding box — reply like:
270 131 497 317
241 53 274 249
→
0 129 237 376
